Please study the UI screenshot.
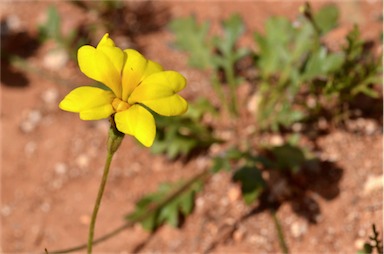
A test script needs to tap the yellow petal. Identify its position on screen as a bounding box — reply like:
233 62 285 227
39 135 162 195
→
121 49 163 101
97 33 115 48
59 86 115 120
77 35 124 97
128 71 188 116
114 105 156 147
141 95 188 116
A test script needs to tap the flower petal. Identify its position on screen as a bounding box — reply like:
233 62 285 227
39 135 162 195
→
114 105 156 147
121 49 163 101
128 71 188 116
59 86 115 120
78 34 124 97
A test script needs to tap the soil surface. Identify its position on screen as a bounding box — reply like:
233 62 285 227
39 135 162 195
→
1 1 383 253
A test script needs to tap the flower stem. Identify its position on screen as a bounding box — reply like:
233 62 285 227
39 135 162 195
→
87 124 124 254
271 209 289 254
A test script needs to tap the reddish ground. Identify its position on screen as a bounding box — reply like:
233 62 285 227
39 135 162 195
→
1 1 383 253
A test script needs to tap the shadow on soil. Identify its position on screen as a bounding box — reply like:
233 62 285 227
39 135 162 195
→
1 20 40 87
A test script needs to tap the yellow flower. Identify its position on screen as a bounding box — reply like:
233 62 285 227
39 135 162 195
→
59 33 188 147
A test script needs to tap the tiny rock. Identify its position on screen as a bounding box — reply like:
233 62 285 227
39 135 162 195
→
227 186 241 203
41 88 59 110
354 238 366 250
270 134 284 146
54 162 68 175
363 174 383 196
233 227 247 242
20 109 43 133
290 220 308 238
43 48 69 71
75 154 90 169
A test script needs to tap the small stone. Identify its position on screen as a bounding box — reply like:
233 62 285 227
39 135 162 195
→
247 92 261 114
20 109 42 133
292 123 303 132
6 15 22 32
358 229 366 238
233 227 247 242
41 88 59 110
317 117 328 130
1 205 12 216
290 220 308 238
363 175 383 196
75 154 90 169
227 186 241 202
306 96 317 108
354 238 366 250
43 48 69 71
364 120 378 135
270 134 283 146
54 162 68 175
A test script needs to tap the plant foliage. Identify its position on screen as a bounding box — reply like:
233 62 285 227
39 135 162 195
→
126 180 203 231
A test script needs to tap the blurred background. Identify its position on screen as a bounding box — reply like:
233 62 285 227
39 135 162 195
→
1 1 382 253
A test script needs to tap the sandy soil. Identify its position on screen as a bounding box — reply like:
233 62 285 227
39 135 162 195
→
1 1 382 253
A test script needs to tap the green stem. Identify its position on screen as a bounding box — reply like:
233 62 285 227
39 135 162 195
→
271 209 289 254
87 151 113 254
225 63 238 116
87 123 124 254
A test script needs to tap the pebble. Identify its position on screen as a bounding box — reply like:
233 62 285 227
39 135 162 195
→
247 92 260 114
292 123 303 132
346 118 379 135
269 134 284 146
54 162 68 175
4 15 21 33
75 154 90 169
41 87 59 110
20 109 42 133
227 186 241 203
354 238 366 250
363 174 383 196
1 205 12 216
43 48 69 71
290 220 308 238
233 226 247 242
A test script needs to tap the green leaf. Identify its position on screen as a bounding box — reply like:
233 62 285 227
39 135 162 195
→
269 144 307 173
168 16 213 69
313 5 339 35
254 17 294 77
304 47 345 80
151 99 220 159
38 6 62 42
232 166 266 205
216 14 245 56
126 181 202 231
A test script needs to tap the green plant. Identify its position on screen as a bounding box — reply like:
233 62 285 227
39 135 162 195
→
126 178 203 231
38 6 89 60
169 14 249 115
151 98 221 159
252 4 382 131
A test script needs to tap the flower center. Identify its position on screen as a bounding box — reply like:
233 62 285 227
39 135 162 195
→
112 98 130 112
